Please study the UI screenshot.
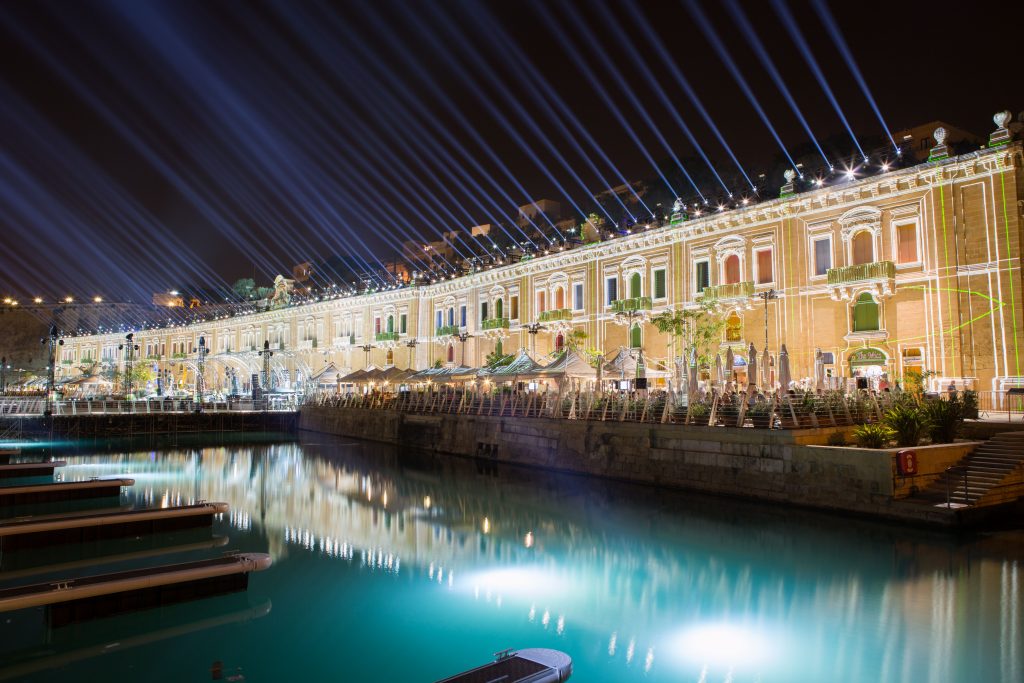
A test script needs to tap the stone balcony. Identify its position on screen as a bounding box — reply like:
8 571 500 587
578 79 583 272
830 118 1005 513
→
611 296 653 314
481 317 510 331
827 260 895 300
538 308 572 323
700 281 754 307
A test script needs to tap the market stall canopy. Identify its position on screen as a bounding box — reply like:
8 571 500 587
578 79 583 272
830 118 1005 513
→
531 349 597 380
602 347 670 378
338 366 380 384
310 362 343 386
480 349 546 379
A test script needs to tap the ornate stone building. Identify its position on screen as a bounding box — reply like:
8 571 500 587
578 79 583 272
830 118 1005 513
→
60 126 1023 395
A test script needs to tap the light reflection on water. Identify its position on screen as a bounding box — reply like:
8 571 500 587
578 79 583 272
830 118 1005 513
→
1 435 1021 682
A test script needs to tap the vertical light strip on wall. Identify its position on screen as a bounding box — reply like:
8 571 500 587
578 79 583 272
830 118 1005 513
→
998 170 1021 375
939 183 956 377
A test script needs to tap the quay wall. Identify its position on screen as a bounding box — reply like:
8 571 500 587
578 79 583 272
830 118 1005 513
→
299 406 977 525
1 411 298 439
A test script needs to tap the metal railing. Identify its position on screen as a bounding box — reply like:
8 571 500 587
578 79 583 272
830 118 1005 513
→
611 296 653 313
436 325 460 337
375 331 400 342
537 309 572 323
700 281 754 303
481 317 511 331
977 390 1024 421
944 465 970 508
306 388 894 430
827 260 895 286
0 397 298 416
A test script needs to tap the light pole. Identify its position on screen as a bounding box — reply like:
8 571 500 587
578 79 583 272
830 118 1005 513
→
258 340 274 394
41 325 64 416
757 289 777 355
457 332 473 366
196 335 208 406
117 332 139 398
525 322 545 358
360 343 373 370
405 338 419 369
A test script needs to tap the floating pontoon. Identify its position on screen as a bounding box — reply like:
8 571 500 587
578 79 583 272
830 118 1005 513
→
0 478 134 506
0 552 271 626
0 502 229 550
0 461 65 479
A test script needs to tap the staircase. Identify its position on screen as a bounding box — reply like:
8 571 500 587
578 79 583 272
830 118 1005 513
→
918 432 1024 507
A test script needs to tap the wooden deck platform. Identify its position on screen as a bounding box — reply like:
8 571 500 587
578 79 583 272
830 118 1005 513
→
0 478 134 506
0 461 65 479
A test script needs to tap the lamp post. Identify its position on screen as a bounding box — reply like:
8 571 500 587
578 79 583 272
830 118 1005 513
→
41 325 64 416
258 340 274 393
405 338 419 369
117 332 139 399
456 332 473 366
196 335 208 406
360 343 373 370
525 322 545 358
757 289 777 355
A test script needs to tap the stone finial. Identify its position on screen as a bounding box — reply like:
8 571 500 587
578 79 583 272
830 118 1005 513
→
780 168 797 198
990 110 1013 147
929 126 950 161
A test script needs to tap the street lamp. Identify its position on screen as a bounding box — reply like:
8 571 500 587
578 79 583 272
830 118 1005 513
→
456 331 473 366
405 338 419 369
360 343 373 370
117 332 139 399
525 322 546 358
756 289 778 355
196 335 208 406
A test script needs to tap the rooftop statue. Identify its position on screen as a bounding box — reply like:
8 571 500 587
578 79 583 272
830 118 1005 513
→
269 275 295 309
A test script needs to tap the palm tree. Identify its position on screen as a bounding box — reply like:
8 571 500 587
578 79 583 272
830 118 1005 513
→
651 302 724 371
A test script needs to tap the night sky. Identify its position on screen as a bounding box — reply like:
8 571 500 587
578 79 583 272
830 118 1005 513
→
1 0 1020 303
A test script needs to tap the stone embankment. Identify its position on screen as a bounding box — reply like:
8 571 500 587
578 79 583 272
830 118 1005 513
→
299 406 1001 527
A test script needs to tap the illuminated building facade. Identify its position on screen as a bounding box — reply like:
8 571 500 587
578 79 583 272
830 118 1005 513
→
61 133 1023 394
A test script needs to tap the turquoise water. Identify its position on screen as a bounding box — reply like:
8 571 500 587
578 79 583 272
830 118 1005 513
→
1 435 1022 682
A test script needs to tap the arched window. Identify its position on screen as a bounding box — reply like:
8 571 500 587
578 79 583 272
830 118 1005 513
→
447 307 455 326
554 287 565 309
447 345 455 363
725 312 742 342
385 349 394 366
495 298 503 319
852 231 873 265
629 272 642 298
537 291 546 314
555 333 564 351
630 323 642 349
723 255 740 284
386 315 394 333
852 292 880 332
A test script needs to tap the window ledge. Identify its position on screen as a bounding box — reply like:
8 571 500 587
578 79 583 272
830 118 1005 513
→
844 330 889 343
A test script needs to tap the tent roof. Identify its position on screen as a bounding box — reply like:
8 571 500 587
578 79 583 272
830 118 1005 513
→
533 349 597 379
603 347 671 378
338 365 381 383
481 349 545 377
310 362 340 383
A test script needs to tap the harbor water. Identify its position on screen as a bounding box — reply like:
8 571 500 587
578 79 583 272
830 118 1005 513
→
1 434 1021 682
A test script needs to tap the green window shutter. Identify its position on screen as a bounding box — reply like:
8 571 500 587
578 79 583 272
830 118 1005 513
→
653 270 666 299
852 293 879 332
629 272 642 299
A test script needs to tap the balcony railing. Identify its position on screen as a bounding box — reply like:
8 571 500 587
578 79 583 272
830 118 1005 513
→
611 296 653 313
538 309 572 323
481 317 510 330
297 339 315 351
375 331 400 342
333 335 355 347
700 281 754 303
436 324 460 337
827 260 895 286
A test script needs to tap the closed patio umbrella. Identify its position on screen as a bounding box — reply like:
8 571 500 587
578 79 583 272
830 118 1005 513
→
725 347 735 392
747 342 758 392
779 344 792 391
761 347 771 389
715 353 724 390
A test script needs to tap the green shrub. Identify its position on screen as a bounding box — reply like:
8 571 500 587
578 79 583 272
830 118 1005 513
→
922 397 964 443
883 402 930 447
961 390 979 419
826 431 848 446
852 423 895 449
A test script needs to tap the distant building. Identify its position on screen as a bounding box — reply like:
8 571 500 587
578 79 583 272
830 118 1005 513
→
893 121 983 163
152 292 185 307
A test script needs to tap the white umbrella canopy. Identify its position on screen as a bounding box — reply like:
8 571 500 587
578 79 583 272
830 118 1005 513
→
715 353 724 389
747 342 758 391
761 348 771 389
814 349 825 392
779 344 792 391
687 347 699 399
725 347 735 392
